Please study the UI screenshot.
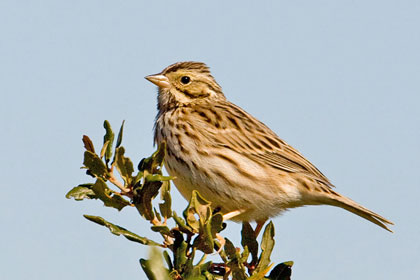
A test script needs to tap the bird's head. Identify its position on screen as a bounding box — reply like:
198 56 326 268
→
145 62 225 110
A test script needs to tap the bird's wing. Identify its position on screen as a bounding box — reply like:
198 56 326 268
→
206 102 334 188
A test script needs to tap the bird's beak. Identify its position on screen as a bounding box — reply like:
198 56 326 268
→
145 74 170 89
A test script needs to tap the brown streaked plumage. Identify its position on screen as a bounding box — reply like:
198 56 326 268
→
145 61 393 232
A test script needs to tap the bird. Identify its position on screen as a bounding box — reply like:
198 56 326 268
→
145 61 393 234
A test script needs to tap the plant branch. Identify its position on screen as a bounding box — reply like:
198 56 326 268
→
108 164 130 193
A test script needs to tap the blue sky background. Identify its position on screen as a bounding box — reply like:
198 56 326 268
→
1 1 419 279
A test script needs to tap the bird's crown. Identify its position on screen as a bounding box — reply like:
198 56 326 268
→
146 62 224 107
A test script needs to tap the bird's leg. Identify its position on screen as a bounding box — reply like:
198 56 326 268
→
222 209 246 221
215 233 226 254
254 219 267 238
216 209 245 254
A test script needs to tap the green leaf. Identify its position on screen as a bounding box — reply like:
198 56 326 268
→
115 146 134 186
140 259 155 280
83 215 160 246
153 141 166 168
224 238 237 259
184 267 207 280
159 181 172 220
183 247 196 277
133 181 162 221
231 265 248 280
241 222 259 265
173 212 194 234
183 190 212 232
65 184 95 200
152 142 166 172
82 135 95 153
203 269 217 280
192 191 212 222
100 140 110 159
138 142 166 174
133 170 144 186
91 178 130 211
138 156 152 173
224 238 247 280
173 241 188 270
267 261 293 280
116 120 125 148
192 212 223 255
197 262 215 280
248 263 274 280
83 150 109 179
139 247 170 280
185 191 221 254
146 174 173 182
210 213 224 237
159 180 170 201
162 250 173 271
254 221 275 274
184 252 208 280
154 208 162 222
241 245 250 264
232 271 248 280
73 147 130 209
192 221 214 254
281 261 294 267
103 120 115 164
151 225 172 237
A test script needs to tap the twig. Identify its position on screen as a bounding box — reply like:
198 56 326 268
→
150 217 174 247
197 253 208 266
108 164 130 193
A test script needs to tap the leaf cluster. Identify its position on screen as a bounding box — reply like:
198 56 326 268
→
66 121 293 279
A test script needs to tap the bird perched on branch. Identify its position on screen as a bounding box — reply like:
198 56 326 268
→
146 61 393 234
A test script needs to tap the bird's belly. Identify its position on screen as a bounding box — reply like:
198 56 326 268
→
163 149 301 222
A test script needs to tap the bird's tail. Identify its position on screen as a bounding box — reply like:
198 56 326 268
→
323 195 394 232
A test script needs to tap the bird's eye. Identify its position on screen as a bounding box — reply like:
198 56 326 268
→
181 76 191 84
